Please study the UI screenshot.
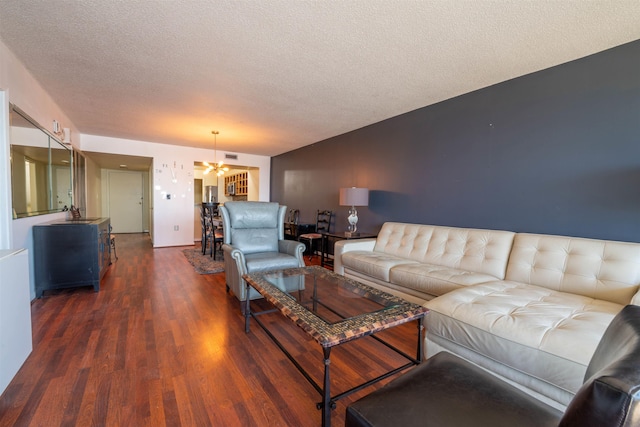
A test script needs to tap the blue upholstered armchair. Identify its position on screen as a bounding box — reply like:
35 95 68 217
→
220 202 305 310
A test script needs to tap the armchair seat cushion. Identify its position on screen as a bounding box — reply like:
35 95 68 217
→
245 252 301 273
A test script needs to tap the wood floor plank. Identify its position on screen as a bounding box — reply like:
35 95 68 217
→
0 233 422 427
147 378 166 427
60 367 90 426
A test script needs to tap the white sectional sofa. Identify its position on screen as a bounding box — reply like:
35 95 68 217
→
334 222 640 409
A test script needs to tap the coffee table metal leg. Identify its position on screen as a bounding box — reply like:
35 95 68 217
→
417 317 424 362
322 346 332 427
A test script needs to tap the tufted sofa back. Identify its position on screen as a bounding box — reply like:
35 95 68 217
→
373 223 515 279
505 233 640 305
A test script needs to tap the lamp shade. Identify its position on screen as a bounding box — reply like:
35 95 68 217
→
340 187 369 207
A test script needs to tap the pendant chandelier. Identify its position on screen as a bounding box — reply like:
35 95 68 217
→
204 130 229 176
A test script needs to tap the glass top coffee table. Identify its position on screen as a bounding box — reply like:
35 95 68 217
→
243 265 428 427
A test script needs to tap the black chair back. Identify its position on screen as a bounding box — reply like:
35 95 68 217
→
559 305 640 426
315 210 332 233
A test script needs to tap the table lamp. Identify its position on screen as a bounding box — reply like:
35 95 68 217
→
339 187 369 237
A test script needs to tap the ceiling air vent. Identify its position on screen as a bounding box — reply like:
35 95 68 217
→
225 154 238 160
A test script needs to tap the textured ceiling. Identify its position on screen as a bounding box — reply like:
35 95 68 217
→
1 1 639 157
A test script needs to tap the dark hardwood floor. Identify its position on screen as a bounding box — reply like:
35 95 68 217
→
0 234 420 426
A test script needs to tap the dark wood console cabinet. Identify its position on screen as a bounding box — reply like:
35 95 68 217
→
33 217 111 298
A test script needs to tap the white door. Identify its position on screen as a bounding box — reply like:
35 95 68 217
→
55 166 71 210
108 171 143 233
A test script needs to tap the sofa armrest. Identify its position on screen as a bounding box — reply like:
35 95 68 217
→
278 239 306 266
631 288 640 306
334 238 377 275
222 243 249 300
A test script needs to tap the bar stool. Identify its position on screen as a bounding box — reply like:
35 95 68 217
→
109 225 118 263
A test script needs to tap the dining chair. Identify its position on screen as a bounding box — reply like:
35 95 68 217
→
298 210 332 260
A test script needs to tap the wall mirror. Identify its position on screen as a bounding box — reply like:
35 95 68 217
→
9 104 73 218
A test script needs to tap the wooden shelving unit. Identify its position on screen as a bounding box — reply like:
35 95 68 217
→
236 171 248 195
224 171 249 196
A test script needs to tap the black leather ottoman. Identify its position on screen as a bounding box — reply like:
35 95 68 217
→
348 305 640 427
345 352 562 427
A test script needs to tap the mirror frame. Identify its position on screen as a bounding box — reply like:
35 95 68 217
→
9 104 73 219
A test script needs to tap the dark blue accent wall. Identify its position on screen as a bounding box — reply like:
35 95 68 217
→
271 40 640 242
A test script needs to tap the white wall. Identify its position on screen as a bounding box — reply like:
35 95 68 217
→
81 135 271 247
1 39 81 300
0 41 79 153
84 154 102 218
0 91 11 248
248 168 260 201
2 36 272 250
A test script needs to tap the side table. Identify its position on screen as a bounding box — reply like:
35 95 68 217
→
320 231 378 268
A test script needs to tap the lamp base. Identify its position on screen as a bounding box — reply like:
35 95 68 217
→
347 206 359 237
344 231 360 237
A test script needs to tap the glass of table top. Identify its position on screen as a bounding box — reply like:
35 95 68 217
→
243 265 427 347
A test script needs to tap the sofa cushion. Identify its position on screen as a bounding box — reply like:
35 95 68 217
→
389 263 500 298
426 281 623 396
505 233 640 305
341 250 418 282
373 223 515 279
